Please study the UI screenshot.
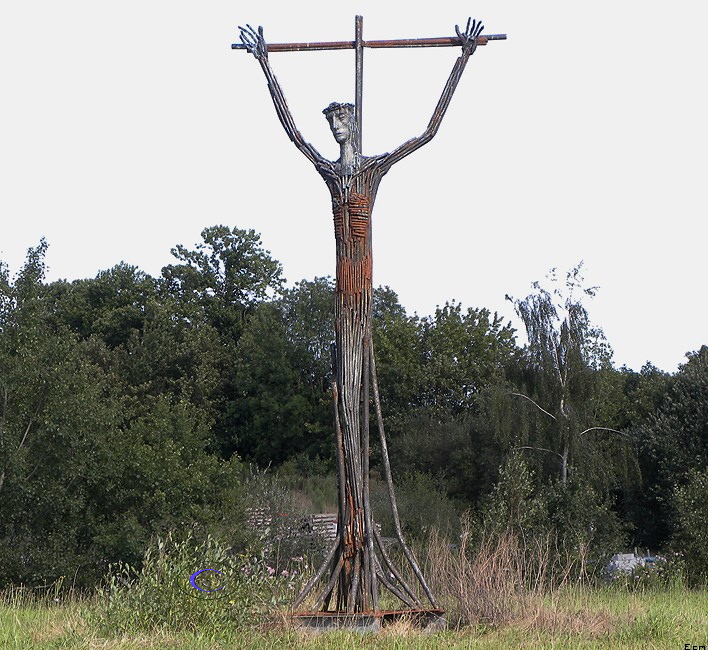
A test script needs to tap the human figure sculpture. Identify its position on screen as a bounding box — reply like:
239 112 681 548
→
239 18 485 615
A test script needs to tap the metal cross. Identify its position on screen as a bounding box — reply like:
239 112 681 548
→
233 16 506 153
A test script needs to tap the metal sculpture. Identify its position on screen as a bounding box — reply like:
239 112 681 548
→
235 16 503 616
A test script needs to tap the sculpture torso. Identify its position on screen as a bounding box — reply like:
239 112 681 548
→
314 156 390 529
316 155 388 307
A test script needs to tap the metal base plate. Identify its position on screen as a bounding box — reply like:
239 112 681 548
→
290 608 446 633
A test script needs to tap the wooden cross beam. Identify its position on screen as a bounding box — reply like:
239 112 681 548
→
233 16 506 153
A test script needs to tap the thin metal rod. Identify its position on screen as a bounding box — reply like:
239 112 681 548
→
331 366 347 535
355 15 364 153
366 34 506 47
373 526 423 607
361 333 378 611
292 537 339 609
232 34 507 51
312 555 344 612
370 338 438 608
374 560 417 608
346 549 361 613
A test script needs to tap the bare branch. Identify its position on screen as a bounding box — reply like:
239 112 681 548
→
579 426 632 439
513 445 564 460
17 419 33 453
16 390 47 455
25 462 40 482
510 392 556 420
0 386 6 445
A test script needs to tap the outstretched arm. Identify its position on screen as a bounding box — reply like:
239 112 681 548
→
381 19 484 171
239 25 322 166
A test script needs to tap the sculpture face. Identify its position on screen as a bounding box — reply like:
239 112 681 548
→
326 109 354 145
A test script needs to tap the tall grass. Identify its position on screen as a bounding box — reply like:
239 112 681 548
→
3 567 706 648
3 520 705 648
0 578 67 609
0 579 88 649
420 520 708 646
423 521 596 628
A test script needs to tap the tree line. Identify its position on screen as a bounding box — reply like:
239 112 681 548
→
1 226 705 588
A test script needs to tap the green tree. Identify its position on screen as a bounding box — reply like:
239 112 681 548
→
506 263 625 486
1 240 54 502
161 225 284 334
0 242 119 584
373 295 516 437
639 346 708 564
481 453 625 574
671 470 707 586
0 243 244 587
610 363 670 549
544 476 627 568
87 396 243 574
280 277 334 394
644 347 708 484
481 453 548 538
371 287 425 436
48 263 158 348
418 301 516 415
220 278 335 465
47 263 222 422
373 295 516 509
161 226 285 459
229 301 330 464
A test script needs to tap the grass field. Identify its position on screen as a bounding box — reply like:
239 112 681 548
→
2 587 706 649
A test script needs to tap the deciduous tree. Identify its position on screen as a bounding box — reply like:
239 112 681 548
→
506 264 625 486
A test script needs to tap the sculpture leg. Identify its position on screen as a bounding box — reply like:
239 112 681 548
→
293 315 438 613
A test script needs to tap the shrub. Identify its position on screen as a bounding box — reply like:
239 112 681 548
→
89 530 301 635
481 453 548 539
371 470 461 541
671 471 708 587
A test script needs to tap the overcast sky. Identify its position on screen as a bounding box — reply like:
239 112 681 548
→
1 1 706 373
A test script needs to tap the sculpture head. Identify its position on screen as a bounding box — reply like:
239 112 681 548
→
323 102 356 146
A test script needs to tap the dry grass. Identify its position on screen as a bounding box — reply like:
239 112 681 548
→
425 528 525 626
518 600 617 637
423 522 599 631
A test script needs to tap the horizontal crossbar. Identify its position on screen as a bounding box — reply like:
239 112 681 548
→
232 34 506 52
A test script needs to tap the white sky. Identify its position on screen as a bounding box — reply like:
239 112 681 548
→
1 1 706 373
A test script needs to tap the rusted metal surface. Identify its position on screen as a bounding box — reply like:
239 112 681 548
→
290 608 446 632
231 34 506 51
236 16 500 617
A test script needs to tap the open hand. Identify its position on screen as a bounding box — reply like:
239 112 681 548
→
239 24 268 60
455 18 484 54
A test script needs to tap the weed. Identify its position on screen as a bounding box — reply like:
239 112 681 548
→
88 530 302 637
